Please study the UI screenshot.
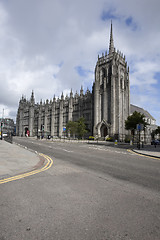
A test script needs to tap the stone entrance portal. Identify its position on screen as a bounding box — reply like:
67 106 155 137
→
25 127 29 136
100 125 108 138
95 120 110 138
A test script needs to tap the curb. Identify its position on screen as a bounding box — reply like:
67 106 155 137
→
13 141 39 155
0 153 53 184
132 149 160 160
12 141 47 170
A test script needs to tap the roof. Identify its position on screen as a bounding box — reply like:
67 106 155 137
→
130 104 156 120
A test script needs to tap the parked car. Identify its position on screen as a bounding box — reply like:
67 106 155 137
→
151 139 160 145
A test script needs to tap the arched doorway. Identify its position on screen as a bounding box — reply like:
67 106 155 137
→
100 124 108 138
25 127 29 137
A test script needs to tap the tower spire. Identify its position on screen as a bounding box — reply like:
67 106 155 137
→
30 90 35 104
109 21 114 54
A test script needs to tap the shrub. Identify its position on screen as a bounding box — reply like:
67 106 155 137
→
89 136 94 140
125 135 132 143
106 137 113 141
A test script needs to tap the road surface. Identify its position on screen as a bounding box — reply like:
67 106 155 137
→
1 137 160 240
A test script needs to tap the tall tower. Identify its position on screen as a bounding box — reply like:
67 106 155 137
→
29 90 35 137
93 22 130 140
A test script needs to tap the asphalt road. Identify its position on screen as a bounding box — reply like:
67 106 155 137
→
1 137 160 240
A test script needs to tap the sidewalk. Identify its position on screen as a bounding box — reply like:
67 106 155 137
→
132 145 160 159
0 140 41 179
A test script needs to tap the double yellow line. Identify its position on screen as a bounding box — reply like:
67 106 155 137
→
127 149 160 160
0 153 53 185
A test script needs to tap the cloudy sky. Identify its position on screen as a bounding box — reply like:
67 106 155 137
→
0 0 160 125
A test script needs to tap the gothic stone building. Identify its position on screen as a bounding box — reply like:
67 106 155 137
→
16 23 130 140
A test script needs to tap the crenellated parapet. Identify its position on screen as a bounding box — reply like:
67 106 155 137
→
97 48 128 72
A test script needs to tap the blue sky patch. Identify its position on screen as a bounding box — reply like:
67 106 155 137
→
154 72 160 80
75 66 92 77
58 61 64 68
125 17 137 31
126 17 132 26
101 10 117 21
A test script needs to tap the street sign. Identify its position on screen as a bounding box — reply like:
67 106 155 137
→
136 124 141 131
63 127 66 132
136 124 144 131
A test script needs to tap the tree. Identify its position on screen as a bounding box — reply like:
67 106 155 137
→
66 121 78 138
152 126 160 139
66 117 88 139
77 117 87 139
125 111 148 142
155 126 160 135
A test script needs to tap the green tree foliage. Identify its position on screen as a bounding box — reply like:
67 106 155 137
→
66 117 87 139
77 117 87 139
152 126 160 139
125 111 147 131
155 126 160 135
125 111 148 142
66 121 78 138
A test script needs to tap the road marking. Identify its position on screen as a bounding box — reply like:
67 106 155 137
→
115 151 127 154
63 149 73 153
63 149 73 152
127 149 160 160
89 146 130 155
0 153 53 185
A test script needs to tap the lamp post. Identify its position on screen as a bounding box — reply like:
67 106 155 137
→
136 124 141 149
144 126 146 144
136 124 144 149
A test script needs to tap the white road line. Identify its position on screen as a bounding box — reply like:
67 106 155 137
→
88 146 133 155
63 149 73 153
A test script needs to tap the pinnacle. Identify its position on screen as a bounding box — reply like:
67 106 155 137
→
109 21 114 54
